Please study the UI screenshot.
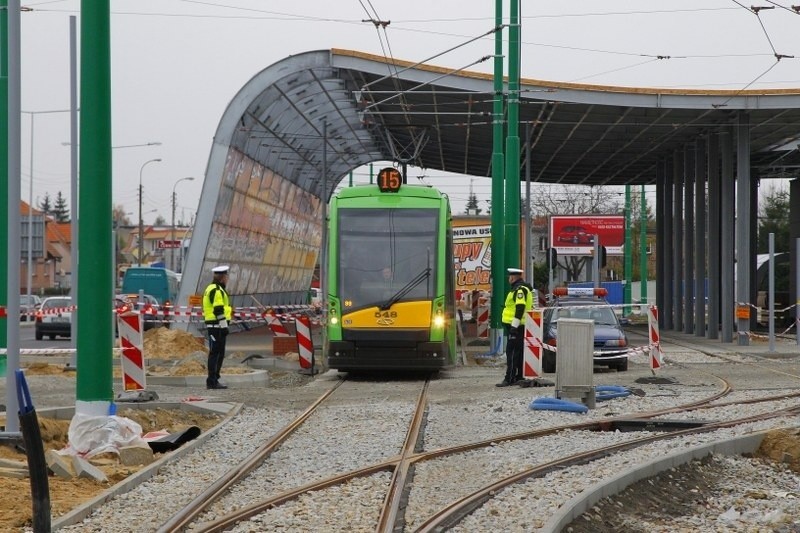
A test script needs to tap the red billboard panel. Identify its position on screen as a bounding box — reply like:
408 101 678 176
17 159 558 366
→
550 215 624 255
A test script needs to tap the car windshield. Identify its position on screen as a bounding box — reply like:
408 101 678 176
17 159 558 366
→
547 303 618 325
43 298 71 310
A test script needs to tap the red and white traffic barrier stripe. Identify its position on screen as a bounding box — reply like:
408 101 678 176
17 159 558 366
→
295 315 313 370
35 305 78 316
1 348 127 355
647 305 663 373
117 311 147 391
264 313 291 337
477 298 489 339
523 309 543 379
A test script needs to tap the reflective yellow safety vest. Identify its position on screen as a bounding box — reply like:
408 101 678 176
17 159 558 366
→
501 283 533 324
203 282 232 322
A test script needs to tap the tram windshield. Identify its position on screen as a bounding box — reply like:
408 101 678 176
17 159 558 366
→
337 208 439 310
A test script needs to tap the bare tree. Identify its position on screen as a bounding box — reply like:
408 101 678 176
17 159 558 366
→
531 184 624 281
112 204 133 226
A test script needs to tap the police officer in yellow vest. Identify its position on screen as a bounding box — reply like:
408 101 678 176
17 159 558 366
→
497 267 534 387
203 265 233 389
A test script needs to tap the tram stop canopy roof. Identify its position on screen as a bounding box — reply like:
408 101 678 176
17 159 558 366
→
225 48 800 198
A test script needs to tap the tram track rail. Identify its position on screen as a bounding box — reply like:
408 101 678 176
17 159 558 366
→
180 375 800 532
157 379 345 533
166 377 432 533
59 334 799 533
414 404 800 532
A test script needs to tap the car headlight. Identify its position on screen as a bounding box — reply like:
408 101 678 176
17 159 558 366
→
604 338 628 347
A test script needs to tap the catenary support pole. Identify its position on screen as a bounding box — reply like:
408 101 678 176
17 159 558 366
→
640 184 648 305
69 15 79 362
76 0 114 413
504 0 520 277
524 122 531 280
5 0 22 432
624 185 631 314
320 122 328 366
489 0 505 342
769 233 775 352
0 0 8 353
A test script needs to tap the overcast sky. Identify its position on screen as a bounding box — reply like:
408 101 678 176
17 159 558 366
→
20 0 800 223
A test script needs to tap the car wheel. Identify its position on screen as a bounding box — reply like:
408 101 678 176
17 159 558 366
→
543 352 556 373
614 359 628 372
35 330 43 340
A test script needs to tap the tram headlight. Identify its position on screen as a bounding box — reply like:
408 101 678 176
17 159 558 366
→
330 316 339 325
433 314 445 327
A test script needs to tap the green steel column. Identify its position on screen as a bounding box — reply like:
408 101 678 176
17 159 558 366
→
490 0 505 329
640 184 648 303
624 186 632 314
76 0 113 409
0 0 8 351
504 0 520 277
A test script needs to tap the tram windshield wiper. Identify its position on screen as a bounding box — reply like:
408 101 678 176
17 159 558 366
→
379 267 431 310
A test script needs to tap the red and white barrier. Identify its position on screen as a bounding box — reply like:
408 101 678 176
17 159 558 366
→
523 309 543 379
647 305 663 373
117 311 146 391
476 298 489 339
264 313 291 337
295 315 313 369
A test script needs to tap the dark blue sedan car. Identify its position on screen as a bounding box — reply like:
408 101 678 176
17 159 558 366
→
542 287 630 373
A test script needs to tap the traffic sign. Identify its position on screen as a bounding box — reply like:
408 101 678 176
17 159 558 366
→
157 240 181 249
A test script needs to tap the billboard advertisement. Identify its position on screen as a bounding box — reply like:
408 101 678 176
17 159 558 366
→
550 215 624 255
202 147 322 299
453 220 493 292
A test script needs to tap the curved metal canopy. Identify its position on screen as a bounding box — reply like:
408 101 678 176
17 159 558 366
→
180 48 800 308
241 48 800 195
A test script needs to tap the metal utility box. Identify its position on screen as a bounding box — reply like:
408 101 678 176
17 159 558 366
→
555 318 596 408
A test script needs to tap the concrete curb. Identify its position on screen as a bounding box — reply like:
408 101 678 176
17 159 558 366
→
540 431 769 532
243 355 304 372
48 401 243 530
145 369 269 387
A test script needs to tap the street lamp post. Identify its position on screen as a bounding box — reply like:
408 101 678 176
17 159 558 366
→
23 109 70 306
171 177 195 271
138 158 162 265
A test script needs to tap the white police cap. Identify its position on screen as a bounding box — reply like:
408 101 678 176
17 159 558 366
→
507 267 524 275
212 265 230 274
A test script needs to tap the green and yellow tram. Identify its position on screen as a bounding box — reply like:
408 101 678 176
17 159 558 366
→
325 176 456 371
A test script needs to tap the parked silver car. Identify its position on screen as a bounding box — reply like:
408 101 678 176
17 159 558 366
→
19 294 42 322
35 296 73 340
